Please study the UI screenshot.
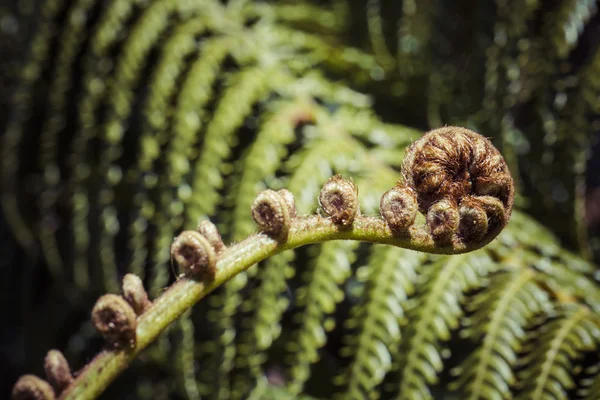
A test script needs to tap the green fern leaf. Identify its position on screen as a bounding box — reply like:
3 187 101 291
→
516 305 600 400
450 268 551 399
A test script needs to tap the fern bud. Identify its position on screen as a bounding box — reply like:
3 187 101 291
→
12 375 55 400
43 350 72 393
319 175 359 227
458 197 488 242
401 126 514 244
277 189 297 218
122 274 151 315
473 195 509 233
380 185 418 232
196 219 226 255
252 189 292 239
171 230 217 280
91 294 137 348
427 199 460 243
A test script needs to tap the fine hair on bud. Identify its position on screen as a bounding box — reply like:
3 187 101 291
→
91 294 137 348
319 175 359 227
251 189 292 239
277 189 297 218
122 274 151 315
196 220 226 255
474 195 509 234
380 185 418 233
171 230 217 280
458 197 488 242
427 199 460 243
12 375 55 400
400 126 515 244
44 350 73 393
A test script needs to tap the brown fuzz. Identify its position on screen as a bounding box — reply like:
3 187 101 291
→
44 350 72 393
277 189 297 218
400 126 514 243
91 294 137 348
380 185 418 233
122 274 151 315
251 189 292 239
473 195 508 234
196 220 226 255
171 230 217 280
427 199 460 243
319 175 359 227
458 197 489 242
12 375 55 400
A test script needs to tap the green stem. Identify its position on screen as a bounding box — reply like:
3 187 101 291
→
60 214 495 400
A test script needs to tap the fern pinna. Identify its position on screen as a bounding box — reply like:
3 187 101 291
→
3 1 600 400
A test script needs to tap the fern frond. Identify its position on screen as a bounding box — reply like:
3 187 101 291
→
185 66 287 223
37 0 98 278
336 245 425 400
285 240 359 394
263 1 346 34
229 125 397 397
1 0 67 252
68 0 143 290
265 24 380 83
136 18 223 294
579 362 600 400
231 251 296 396
127 36 233 279
391 251 499 400
450 268 551 400
93 3 222 294
228 99 317 241
174 311 201 400
516 305 600 400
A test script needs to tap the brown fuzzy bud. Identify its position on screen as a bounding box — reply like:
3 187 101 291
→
11 375 55 400
277 189 297 218
252 189 292 239
122 274 151 315
91 294 137 348
171 230 217 280
400 126 514 244
43 350 72 393
319 175 359 227
472 195 509 234
427 199 460 243
196 220 226 255
380 185 418 233
458 197 488 242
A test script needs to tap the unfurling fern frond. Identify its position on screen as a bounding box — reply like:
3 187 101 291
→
4 1 600 400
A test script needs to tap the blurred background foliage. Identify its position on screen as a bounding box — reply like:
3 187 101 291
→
1 0 600 399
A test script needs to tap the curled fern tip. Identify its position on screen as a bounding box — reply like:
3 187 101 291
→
11 375 55 400
319 175 360 226
171 230 218 280
251 189 295 239
43 350 73 394
399 126 514 245
122 274 151 315
91 294 137 349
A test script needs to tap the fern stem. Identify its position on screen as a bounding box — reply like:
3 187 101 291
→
58 211 500 399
